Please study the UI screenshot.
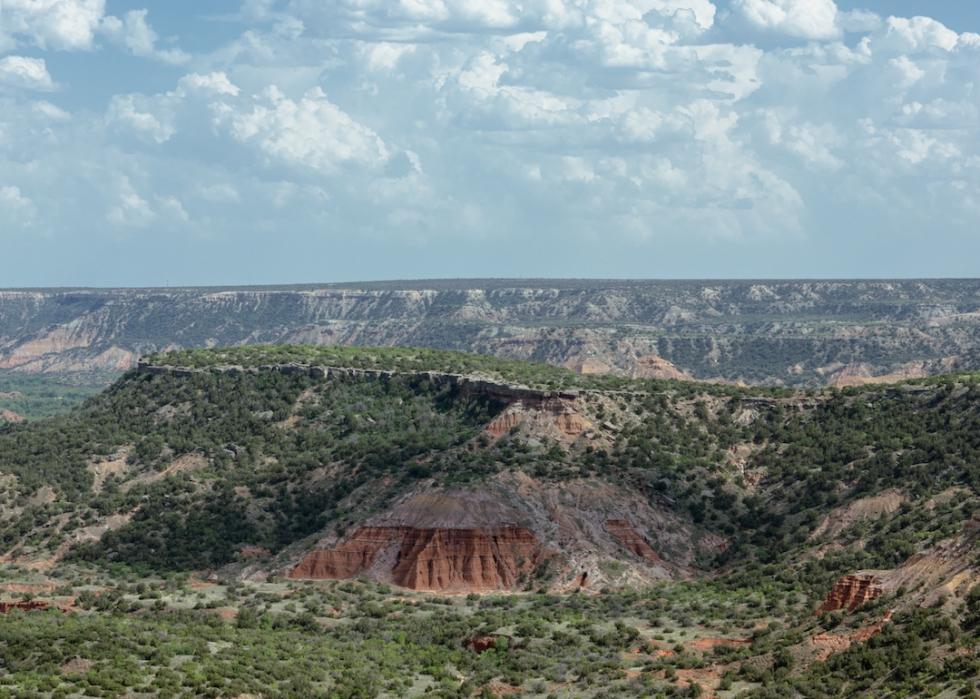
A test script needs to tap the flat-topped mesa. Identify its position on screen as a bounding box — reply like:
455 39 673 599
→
135 360 581 405
818 574 883 613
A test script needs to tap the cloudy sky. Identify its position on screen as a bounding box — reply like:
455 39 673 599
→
1 0 978 286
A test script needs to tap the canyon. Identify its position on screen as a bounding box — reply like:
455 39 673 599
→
0 344 976 697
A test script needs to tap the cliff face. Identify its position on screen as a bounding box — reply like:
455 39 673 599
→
818 575 883 613
289 525 544 591
3 280 980 386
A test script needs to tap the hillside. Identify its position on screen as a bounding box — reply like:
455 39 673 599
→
3 280 980 397
0 346 977 697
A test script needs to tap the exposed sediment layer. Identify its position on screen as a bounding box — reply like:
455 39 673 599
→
606 520 663 564
289 525 544 591
818 574 883 613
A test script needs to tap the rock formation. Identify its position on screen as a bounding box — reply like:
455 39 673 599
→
290 525 543 591
818 574 883 613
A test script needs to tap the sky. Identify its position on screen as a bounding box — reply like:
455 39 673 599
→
0 0 978 286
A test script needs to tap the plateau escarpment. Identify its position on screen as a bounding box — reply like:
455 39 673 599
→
3 279 980 391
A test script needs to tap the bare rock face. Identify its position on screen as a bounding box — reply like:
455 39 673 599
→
605 520 663 564
484 398 593 442
818 574 883 613
289 525 543 591
629 355 692 381
289 527 394 580
485 410 523 438
392 525 542 590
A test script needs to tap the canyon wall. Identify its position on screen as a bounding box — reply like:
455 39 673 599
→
4 279 980 386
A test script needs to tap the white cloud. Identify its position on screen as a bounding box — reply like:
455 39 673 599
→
0 184 36 225
99 10 189 65
106 94 176 143
0 0 105 50
872 16 960 54
225 86 390 173
32 100 71 120
2 0 980 277
107 178 155 226
177 72 241 97
732 0 840 40
0 56 55 90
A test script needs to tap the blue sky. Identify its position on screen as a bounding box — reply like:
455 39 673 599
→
1 0 978 286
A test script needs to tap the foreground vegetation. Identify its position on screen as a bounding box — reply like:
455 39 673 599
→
1 565 977 699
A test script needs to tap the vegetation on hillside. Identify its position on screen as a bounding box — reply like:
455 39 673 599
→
0 347 978 696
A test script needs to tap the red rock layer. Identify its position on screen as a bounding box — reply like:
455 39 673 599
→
290 525 543 591
0 600 49 613
606 520 663 564
465 636 499 653
486 411 523 438
818 574 883 613
289 527 395 579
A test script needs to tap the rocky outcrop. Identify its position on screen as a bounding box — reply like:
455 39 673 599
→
290 525 544 591
290 527 395 580
486 409 524 438
606 520 663 564
392 526 542 590
818 574 883 613
629 355 692 381
485 399 593 441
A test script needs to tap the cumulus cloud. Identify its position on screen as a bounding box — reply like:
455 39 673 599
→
104 74 393 177
731 0 840 40
0 184 37 224
0 1 187 65
99 10 190 64
0 56 55 90
1 0 980 280
106 93 176 143
225 86 391 173
0 0 105 50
